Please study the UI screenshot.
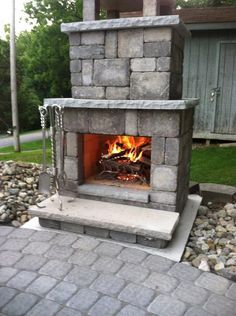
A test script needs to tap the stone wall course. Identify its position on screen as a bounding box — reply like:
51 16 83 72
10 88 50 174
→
131 58 156 72
105 31 118 58
70 45 104 59
144 41 171 57
81 31 105 45
70 60 81 73
69 33 80 46
151 165 178 192
82 60 93 86
72 86 105 99
144 28 172 42
118 29 144 58
106 87 130 100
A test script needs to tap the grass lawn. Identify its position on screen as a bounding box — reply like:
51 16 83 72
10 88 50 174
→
0 141 235 187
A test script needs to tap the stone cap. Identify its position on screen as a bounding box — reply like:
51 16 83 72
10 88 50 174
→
44 98 199 110
61 15 190 38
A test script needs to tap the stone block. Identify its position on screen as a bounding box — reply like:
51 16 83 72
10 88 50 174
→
91 273 125 296
144 271 178 292
89 109 125 134
92 256 124 274
23 241 51 255
118 283 155 308
64 266 98 287
66 132 78 157
150 202 177 212
148 294 186 316
26 275 57 297
105 31 118 58
82 60 93 86
142 254 174 272
168 263 201 282
94 59 129 87
226 283 236 300
106 87 130 100
195 272 230 295
69 33 80 45
70 45 104 59
117 305 146 316
184 307 214 316
83 0 100 21
0 267 18 284
137 236 169 248
39 259 72 279
144 27 172 42
173 282 209 305
61 222 84 234
70 60 81 73
143 0 160 16
131 58 156 72
2 293 38 316
65 157 79 181
150 191 177 205
118 248 147 263
144 41 171 57
64 109 89 132
157 57 171 71
26 299 61 316
138 110 180 137
63 180 80 192
0 287 17 309
72 237 100 251
94 242 123 257
170 73 182 99
72 86 105 99
0 238 28 252
125 110 138 135
85 226 110 238
39 218 60 230
110 230 136 243
118 29 143 58
0 226 14 236
151 136 165 164
67 288 99 312
204 294 236 316
130 72 170 100
7 228 34 239
15 254 46 271
165 137 181 166
69 249 98 266
45 245 74 260
7 270 37 291
88 296 122 316
81 31 105 45
117 263 149 283
71 73 82 86
151 165 178 191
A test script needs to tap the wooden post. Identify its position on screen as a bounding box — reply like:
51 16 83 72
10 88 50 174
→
107 10 119 19
143 0 160 16
83 0 100 21
10 0 20 152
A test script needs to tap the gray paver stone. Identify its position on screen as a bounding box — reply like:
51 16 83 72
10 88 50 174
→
14 254 46 271
118 283 155 307
2 292 38 316
45 245 74 260
7 228 34 239
117 305 146 316
118 248 147 263
26 298 61 316
39 259 72 279
144 272 178 293
68 249 98 266
185 307 216 316
168 263 201 281
30 230 56 242
0 267 18 284
56 307 82 316
0 226 14 236
0 286 17 308
72 237 100 250
195 272 230 294
204 294 236 316
92 256 124 273
64 266 98 287
0 237 6 247
88 295 122 316
148 294 186 316
226 283 236 300
50 233 78 246
173 281 209 305
67 288 99 312
91 273 125 296
22 241 50 255
7 270 37 290
142 255 174 272
117 263 149 283
94 242 123 257
0 251 22 266
0 238 28 251
26 275 58 296
47 281 77 304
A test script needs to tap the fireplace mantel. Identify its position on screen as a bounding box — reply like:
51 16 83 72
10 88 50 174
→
44 98 198 110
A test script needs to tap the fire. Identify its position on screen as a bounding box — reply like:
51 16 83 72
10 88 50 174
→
105 136 149 163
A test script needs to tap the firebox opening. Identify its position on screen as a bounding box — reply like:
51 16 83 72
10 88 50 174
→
83 134 151 189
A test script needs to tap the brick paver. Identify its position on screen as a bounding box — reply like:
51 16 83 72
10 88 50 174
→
0 227 235 316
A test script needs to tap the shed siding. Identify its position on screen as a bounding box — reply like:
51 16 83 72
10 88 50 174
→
183 29 236 134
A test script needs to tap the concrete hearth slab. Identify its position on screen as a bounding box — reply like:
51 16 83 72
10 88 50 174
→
26 194 201 261
29 196 179 240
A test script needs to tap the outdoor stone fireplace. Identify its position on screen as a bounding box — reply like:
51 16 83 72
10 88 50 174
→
31 0 199 248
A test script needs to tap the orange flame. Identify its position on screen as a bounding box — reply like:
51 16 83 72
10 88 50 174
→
106 136 149 163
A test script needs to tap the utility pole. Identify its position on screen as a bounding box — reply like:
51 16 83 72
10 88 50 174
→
10 0 20 152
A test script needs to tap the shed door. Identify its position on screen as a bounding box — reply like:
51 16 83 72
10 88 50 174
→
214 42 236 134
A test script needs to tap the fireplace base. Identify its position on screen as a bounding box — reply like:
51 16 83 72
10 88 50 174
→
29 195 180 248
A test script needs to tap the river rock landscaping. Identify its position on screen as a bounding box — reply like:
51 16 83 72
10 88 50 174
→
183 202 236 281
0 161 48 227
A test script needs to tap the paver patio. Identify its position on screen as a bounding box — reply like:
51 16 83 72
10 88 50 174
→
0 226 236 316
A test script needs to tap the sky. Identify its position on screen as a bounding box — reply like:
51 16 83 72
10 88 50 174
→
0 0 31 39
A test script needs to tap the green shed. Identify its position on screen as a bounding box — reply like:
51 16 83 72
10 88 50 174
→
179 7 236 141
